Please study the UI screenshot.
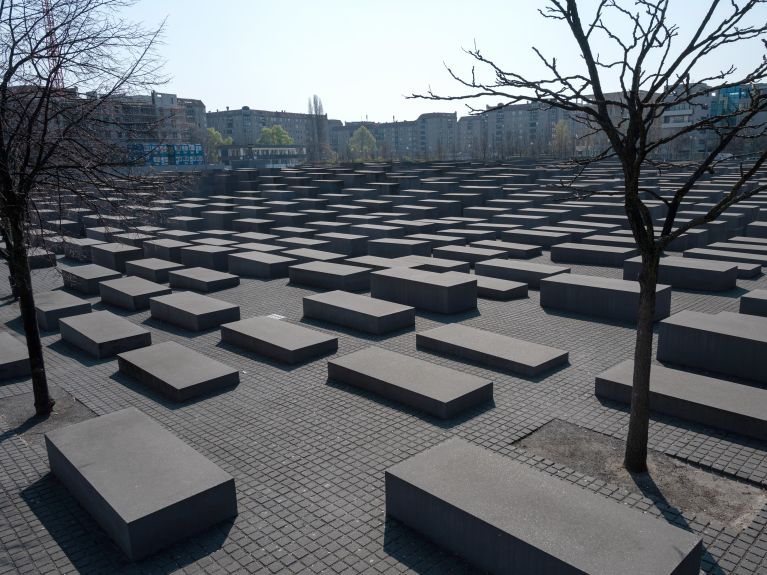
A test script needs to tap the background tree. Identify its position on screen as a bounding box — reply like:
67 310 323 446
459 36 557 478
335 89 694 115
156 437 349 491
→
551 119 573 158
348 126 377 160
306 94 328 163
413 0 767 472
204 127 232 163
0 0 164 416
257 125 294 146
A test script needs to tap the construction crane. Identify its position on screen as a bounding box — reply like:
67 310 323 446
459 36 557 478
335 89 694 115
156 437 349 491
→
42 0 64 89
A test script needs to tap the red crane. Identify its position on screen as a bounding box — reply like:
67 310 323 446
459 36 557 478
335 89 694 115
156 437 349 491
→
42 0 64 89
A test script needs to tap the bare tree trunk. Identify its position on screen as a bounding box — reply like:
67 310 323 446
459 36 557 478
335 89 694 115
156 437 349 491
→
8 219 54 416
624 251 659 473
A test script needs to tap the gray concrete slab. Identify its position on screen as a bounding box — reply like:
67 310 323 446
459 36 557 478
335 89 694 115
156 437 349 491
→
623 256 737 291
501 229 571 247
0 332 30 380
328 347 493 419
149 292 240 331
368 239 431 258
371 267 477 314
442 271 528 301
475 259 570 288
432 245 507 267
117 341 239 401
45 407 237 560
596 359 767 441
470 240 543 259
551 242 638 267
34 291 91 331
221 316 337 364
143 239 193 263
417 324 567 376
740 289 767 316
60 311 151 358
99 276 173 310
90 243 144 273
289 261 371 292
658 310 767 384
385 438 701 575
393 255 470 273
540 274 672 322
228 251 296 279
61 264 122 295
167 267 240 292
124 258 185 284
180 245 239 272
303 290 415 335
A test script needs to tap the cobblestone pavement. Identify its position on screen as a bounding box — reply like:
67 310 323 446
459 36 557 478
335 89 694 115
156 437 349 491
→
1 253 766 574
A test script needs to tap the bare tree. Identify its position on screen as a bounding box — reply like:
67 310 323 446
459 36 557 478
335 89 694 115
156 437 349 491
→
412 0 767 472
306 94 328 163
0 0 164 415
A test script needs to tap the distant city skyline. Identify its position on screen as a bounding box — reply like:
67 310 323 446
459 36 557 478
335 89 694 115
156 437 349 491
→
126 1 766 123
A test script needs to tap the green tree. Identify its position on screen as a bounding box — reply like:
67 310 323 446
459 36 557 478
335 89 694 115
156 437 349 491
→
205 127 232 164
257 125 294 145
349 126 377 160
551 119 572 158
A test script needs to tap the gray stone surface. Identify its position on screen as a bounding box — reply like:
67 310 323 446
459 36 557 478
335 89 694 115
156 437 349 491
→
371 267 477 314
502 229 571 247
168 267 240 292
60 310 151 358
551 242 637 267
328 347 493 419
624 256 738 291
61 264 122 295
443 271 528 301
475 259 570 288
45 407 237 560
303 290 415 334
221 316 337 364
34 291 91 331
658 310 767 384
99 276 172 310
540 274 672 322
180 245 238 272
684 247 767 268
368 238 431 258
394 255 471 273
142 238 192 263
386 438 701 575
62 237 104 262
417 324 568 376
124 258 185 284
741 289 767 316
432 245 507 267
90 243 143 273
150 292 240 331
289 261 371 292
470 240 543 259
117 341 239 401
228 251 296 279
596 359 767 441
0 331 30 380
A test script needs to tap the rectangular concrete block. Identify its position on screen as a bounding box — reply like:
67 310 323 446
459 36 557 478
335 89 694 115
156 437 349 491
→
657 310 767 384
228 251 296 279
328 347 493 419
740 289 767 316
475 259 569 288
168 268 240 292
150 292 240 331
60 311 151 358
289 261 371 292
180 245 238 272
551 242 637 267
540 274 672 323
371 267 477 314
221 316 337 364
0 332 31 380
34 291 92 331
385 438 701 575
99 277 172 310
623 256 738 292
303 290 415 334
61 264 122 295
45 407 237 561
91 243 143 273
125 258 185 284
117 341 239 401
417 324 568 376
596 359 767 441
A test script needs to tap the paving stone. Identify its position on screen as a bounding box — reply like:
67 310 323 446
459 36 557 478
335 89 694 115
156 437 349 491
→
45 407 237 560
328 347 493 419
60 310 151 358
221 316 338 364
118 341 239 401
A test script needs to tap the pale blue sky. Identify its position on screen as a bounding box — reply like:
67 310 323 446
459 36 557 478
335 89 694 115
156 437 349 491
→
125 1 767 122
